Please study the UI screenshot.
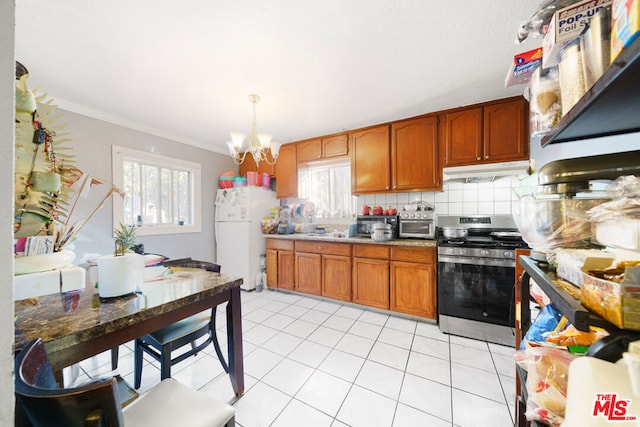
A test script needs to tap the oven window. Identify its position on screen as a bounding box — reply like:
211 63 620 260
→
437 261 515 327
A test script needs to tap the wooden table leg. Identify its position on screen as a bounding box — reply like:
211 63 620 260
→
226 287 244 396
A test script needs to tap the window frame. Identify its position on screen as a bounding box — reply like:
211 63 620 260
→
112 145 202 236
297 158 356 219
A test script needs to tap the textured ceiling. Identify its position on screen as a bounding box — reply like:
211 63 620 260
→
15 0 542 155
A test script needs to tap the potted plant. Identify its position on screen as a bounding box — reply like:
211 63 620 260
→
114 223 137 256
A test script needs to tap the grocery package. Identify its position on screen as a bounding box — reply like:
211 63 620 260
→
515 346 576 426
611 0 640 61
521 304 564 349
505 48 543 87
542 0 611 68
545 323 608 348
553 248 615 286
580 259 640 329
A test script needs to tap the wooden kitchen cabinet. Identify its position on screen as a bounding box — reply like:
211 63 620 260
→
441 107 483 167
441 97 528 167
266 239 295 290
297 134 348 164
295 240 351 299
390 246 436 319
350 125 392 194
322 254 352 302
352 244 390 309
483 98 528 163
295 251 322 295
391 115 440 191
275 143 297 199
238 151 275 177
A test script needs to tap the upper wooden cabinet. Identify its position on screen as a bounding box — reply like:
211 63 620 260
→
297 134 349 164
483 99 528 162
441 97 528 167
441 107 483 167
275 143 297 199
391 116 440 191
237 152 276 178
350 125 392 194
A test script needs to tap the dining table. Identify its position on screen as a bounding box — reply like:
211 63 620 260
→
13 268 245 396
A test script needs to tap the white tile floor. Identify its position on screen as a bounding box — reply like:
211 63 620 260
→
72 289 517 427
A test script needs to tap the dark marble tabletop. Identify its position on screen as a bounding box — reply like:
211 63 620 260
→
14 269 243 356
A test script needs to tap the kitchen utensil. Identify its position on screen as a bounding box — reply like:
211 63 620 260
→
441 227 468 240
371 222 393 242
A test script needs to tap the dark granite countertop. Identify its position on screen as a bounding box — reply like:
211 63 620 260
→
14 270 242 355
264 233 437 247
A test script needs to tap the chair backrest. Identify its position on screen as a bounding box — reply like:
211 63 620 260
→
15 339 124 427
162 258 221 273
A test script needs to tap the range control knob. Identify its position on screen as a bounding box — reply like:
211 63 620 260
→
480 249 490 257
503 251 514 259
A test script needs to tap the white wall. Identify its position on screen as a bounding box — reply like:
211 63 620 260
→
0 1 15 423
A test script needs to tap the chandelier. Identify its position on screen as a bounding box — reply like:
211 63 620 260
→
227 94 281 166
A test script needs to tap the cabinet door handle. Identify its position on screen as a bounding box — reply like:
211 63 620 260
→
476 156 481 160
485 155 489 159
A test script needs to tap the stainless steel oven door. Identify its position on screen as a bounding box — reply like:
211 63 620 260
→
399 219 435 239
437 255 515 327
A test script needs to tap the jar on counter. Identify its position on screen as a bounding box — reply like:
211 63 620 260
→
580 5 611 90
558 38 586 116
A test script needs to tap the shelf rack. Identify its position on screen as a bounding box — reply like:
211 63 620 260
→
541 36 640 146
518 255 617 333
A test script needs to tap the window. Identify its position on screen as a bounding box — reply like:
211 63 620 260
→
112 145 201 236
297 159 356 219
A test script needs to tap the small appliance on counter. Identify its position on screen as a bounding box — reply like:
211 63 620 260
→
356 215 399 239
399 202 435 239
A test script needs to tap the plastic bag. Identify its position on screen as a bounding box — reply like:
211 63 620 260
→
588 176 640 222
515 347 576 426
521 304 563 349
515 0 581 43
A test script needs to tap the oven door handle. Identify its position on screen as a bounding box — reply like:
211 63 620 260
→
438 255 515 268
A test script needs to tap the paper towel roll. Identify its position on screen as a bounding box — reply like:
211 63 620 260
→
97 253 142 298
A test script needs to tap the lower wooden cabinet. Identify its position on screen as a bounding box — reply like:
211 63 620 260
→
295 252 322 295
295 241 351 299
266 238 436 319
390 246 436 319
266 240 295 290
352 244 390 309
322 254 352 302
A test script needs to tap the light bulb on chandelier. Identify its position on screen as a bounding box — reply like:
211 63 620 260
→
227 94 281 166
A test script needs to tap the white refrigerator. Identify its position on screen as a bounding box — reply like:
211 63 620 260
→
214 187 277 291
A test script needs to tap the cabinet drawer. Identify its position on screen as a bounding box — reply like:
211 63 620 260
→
295 241 351 256
390 246 434 263
353 244 389 259
266 239 294 251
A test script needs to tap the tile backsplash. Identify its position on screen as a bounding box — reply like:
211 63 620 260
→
356 176 524 219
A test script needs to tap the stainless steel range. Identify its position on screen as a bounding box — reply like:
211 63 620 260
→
436 214 528 346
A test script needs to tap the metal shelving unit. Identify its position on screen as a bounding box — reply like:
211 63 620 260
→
541 36 640 146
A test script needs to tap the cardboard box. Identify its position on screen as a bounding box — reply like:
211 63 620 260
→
543 0 611 68
611 0 640 61
580 259 640 329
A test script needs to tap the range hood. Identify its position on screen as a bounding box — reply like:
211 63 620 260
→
442 160 531 182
